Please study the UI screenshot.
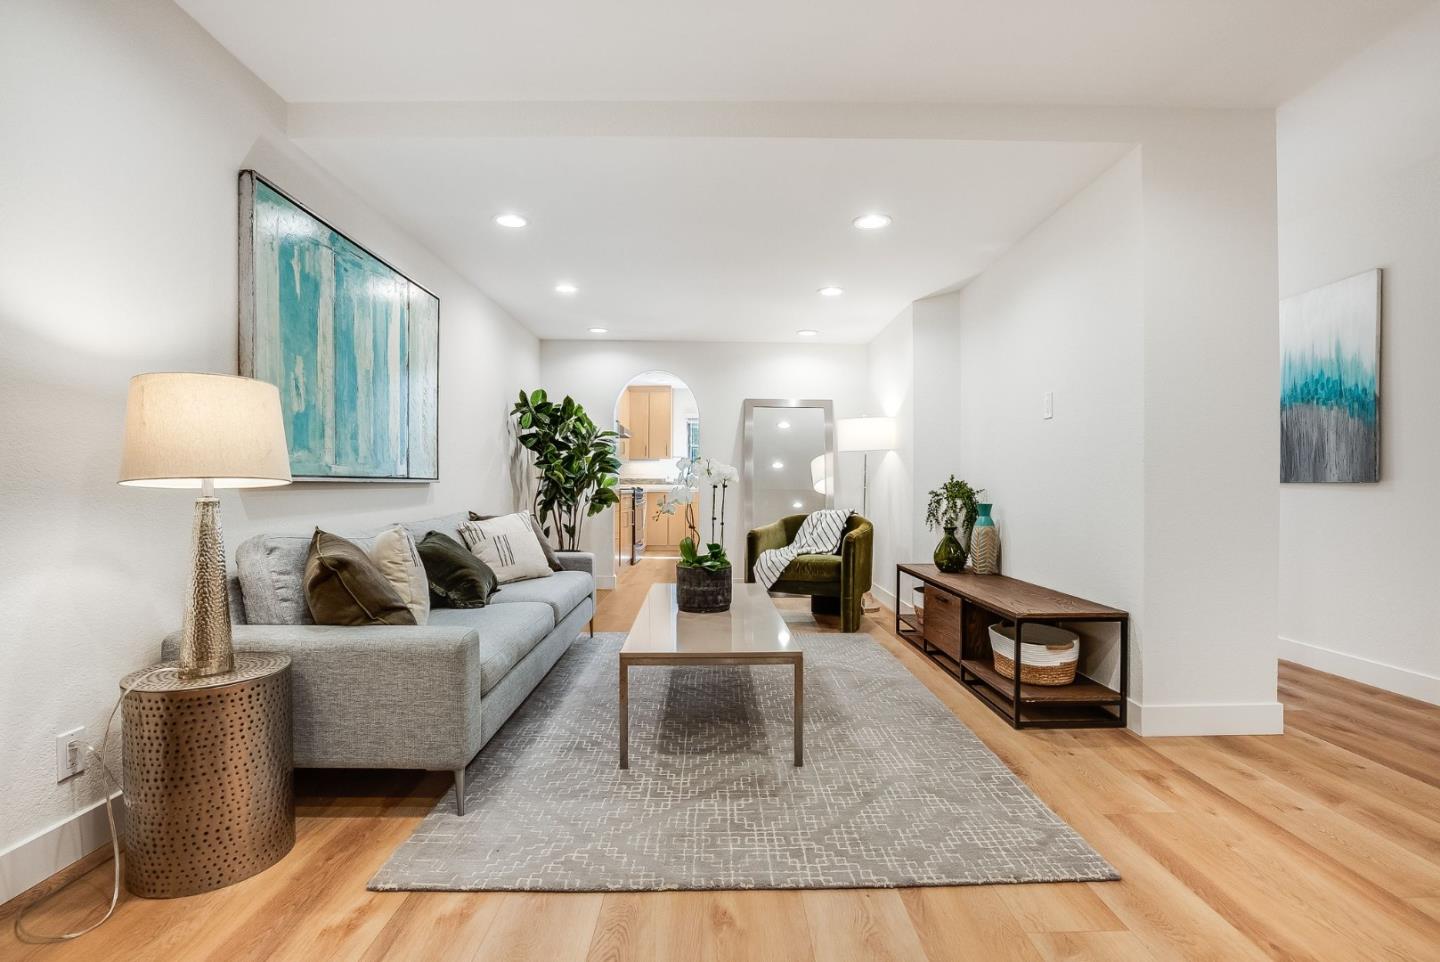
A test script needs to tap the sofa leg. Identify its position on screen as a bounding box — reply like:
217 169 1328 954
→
452 768 466 816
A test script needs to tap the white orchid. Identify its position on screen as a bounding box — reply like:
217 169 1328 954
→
696 457 739 484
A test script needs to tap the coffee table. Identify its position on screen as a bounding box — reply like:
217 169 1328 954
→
620 582 803 769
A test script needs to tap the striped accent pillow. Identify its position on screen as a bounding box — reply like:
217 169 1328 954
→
459 511 554 584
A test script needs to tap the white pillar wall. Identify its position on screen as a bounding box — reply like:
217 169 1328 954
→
865 114 1281 736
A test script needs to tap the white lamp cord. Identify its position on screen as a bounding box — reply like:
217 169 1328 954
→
13 666 168 943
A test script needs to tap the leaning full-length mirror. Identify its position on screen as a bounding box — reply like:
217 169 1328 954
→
742 399 835 534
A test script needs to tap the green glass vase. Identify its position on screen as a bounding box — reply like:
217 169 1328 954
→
933 526 966 573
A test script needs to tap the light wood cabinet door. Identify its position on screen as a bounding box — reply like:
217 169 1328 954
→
628 389 651 459
621 386 673 460
644 492 670 547
647 387 672 458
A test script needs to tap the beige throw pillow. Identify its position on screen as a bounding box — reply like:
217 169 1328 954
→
459 511 554 584
370 525 430 625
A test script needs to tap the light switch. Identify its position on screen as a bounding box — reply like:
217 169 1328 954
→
1042 392 1054 420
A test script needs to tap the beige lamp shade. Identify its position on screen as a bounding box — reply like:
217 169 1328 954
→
837 416 897 453
119 373 292 489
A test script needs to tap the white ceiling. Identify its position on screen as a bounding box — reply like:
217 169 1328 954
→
291 135 1130 341
176 0 1427 107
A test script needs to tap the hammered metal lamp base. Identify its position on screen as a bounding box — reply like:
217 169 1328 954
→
179 495 234 680
120 654 294 898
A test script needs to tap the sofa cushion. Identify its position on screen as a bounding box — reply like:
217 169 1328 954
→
417 531 500 608
400 511 470 550
781 553 842 583
485 569 592 623
304 530 417 627
240 533 377 625
459 512 554 585
238 514 473 626
371 526 430 625
471 510 563 572
427 603 553 693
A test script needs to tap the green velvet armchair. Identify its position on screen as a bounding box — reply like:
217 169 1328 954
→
745 514 873 632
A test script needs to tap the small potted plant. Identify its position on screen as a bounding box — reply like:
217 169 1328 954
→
658 457 738 612
925 474 981 573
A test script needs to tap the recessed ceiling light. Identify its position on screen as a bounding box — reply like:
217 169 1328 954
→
796 329 819 337
555 282 578 294
853 213 892 230
588 327 608 334
817 286 844 297
792 500 804 509
777 420 791 430
771 460 784 470
494 213 528 228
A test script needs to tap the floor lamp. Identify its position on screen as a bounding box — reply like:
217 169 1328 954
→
837 416 897 614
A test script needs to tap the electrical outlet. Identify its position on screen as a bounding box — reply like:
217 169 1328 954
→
56 727 85 782
1042 392 1054 420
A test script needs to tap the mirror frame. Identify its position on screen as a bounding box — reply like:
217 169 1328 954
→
741 398 836 535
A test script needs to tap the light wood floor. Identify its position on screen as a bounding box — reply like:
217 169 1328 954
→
6 556 1440 961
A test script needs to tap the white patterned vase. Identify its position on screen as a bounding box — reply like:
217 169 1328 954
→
970 503 1000 575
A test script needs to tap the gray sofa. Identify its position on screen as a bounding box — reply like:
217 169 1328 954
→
161 511 594 815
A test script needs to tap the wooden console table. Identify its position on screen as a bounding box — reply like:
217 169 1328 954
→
895 564 1129 729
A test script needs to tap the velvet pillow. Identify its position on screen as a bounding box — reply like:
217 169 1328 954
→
304 529 417 627
417 531 500 608
470 510 563 572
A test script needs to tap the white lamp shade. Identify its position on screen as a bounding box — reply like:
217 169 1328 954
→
837 416 897 453
810 454 833 495
119 373 292 489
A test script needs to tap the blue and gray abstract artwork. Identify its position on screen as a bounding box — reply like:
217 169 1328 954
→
247 179 439 480
1279 270 1380 483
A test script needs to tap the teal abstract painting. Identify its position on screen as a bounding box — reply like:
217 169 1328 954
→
239 172 439 481
1280 270 1380 483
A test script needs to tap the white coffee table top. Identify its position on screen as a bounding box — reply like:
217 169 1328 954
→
622 582 800 658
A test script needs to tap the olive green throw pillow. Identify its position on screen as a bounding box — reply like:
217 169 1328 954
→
304 529 417 627
417 531 500 608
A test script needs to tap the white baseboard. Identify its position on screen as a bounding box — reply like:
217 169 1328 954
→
595 575 617 589
0 793 123 905
870 583 899 613
1127 699 1284 736
1279 636 1439 705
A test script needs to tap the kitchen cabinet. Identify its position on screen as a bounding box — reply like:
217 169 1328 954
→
621 386 672 459
644 488 696 548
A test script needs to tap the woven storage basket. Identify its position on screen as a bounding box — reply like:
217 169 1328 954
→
988 623 1079 686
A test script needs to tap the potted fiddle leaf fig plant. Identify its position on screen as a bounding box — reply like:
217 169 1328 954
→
925 474 981 573
658 457 738 612
510 389 622 550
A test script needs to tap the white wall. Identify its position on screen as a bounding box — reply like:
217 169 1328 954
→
0 0 538 881
868 117 1280 735
935 153 1144 690
540 340 869 583
865 307 915 610
1276 4 1440 703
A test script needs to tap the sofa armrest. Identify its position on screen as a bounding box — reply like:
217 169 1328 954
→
161 624 483 771
746 520 791 582
555 551 594 576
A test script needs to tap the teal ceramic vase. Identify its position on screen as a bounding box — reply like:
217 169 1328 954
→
970 502 1000 575
933 526 966 573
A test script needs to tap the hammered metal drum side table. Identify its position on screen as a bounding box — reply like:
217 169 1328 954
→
120 652 294 898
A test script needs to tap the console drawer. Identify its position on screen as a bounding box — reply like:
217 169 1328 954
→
922 587 962 661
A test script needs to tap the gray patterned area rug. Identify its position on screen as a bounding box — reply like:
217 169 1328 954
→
368 632 1118 892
